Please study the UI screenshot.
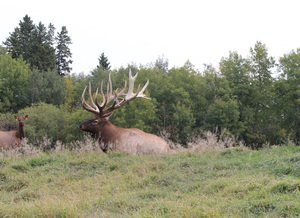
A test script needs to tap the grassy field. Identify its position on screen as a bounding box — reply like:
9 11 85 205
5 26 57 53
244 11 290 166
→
0 145 299 217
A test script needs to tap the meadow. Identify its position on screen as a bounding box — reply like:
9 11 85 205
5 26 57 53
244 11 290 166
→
0 139 299 217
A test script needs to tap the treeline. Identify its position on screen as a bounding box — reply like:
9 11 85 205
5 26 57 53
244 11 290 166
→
1 16 299 148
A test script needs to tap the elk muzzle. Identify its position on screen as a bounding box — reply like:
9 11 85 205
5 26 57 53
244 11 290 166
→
78 118 96 132
78 124 85 131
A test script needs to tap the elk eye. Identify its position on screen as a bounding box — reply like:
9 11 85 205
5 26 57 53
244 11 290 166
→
92 120 98 125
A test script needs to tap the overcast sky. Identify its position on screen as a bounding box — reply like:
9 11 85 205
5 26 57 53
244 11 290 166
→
1 0 300 74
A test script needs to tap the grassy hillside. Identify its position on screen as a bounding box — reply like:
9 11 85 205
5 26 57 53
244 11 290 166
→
0 145 299 217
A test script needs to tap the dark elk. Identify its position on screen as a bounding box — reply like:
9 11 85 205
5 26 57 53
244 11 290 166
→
0 115 28 149
78 70 170 155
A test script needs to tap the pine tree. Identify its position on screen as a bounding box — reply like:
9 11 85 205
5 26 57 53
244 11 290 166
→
56 26 73 75
4 15 35 61
32 22 56 71
19 14 35 63
3 15 56 71
97 53 111 71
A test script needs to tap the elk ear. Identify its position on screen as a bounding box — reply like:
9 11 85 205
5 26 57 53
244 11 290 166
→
14 116 18 120
24 115 28 120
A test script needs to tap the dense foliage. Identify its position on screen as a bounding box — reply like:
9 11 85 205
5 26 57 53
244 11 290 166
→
1 16 300 148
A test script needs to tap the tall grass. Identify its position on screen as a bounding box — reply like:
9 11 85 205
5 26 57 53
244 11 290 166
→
0 132 299 217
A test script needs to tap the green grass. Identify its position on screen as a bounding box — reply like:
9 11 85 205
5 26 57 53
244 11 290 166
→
0 146 299 217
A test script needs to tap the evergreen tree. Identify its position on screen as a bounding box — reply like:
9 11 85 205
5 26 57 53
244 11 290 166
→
3 15 35 61
48 23 56 44
32 22 56 71
3 15 56 71
3 27 22 59
56 26 72 75
97 53 111 70
18 14 35 64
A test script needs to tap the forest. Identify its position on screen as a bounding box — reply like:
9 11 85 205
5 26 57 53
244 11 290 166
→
0 15 299 149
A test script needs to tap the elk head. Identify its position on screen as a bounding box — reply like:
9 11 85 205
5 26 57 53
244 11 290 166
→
14 115 28 139
78 70 149 138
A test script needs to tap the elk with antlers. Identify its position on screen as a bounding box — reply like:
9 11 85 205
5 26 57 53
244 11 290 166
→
78 70 170 155
0 115 28 149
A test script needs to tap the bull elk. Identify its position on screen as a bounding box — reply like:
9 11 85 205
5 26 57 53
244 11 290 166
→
0 115 28 149
78 70 170 155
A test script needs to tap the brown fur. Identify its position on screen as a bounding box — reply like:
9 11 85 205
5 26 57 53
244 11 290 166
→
79 116 170 155
0 115 28 149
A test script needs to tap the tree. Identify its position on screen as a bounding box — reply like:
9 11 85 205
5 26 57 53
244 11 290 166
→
154 63 197 144
248 42 276 147
32 22 56 71
26 68 67 106
63 78 76 113
154 55 169 74
0 48 32 112
91 66 111 92
97 53 111 71
275 48 300 144
112 98 159 133
3 15 35 61
55 26 73 75
220 51 255 144
3 15 56 71
249 41 275 92
3 27 22 59
206 98 240 135
172 101 196 145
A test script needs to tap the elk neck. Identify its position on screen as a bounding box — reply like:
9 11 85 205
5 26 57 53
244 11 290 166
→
97 120 123 144
17 123 25 139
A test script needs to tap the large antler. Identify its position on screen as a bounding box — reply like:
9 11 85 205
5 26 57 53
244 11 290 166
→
82 69 150 118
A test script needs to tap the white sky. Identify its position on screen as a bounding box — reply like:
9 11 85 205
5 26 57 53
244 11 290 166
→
1 0 300 74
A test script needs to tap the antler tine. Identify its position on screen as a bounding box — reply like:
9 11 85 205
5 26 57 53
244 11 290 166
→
108 72 113 100
117 80 127 97
126 69 137 99
94 87 100 110
82 84 99 114
95 80 105 109
110 83 141 111
88 82 98 109
137 79 150 99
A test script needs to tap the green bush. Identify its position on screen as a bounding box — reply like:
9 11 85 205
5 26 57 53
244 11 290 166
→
19 103 68 146
17 102 92 147
64 108 93 143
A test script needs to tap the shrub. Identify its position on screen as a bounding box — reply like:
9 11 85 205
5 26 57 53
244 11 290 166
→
18 103 69 146
17 102 93 147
